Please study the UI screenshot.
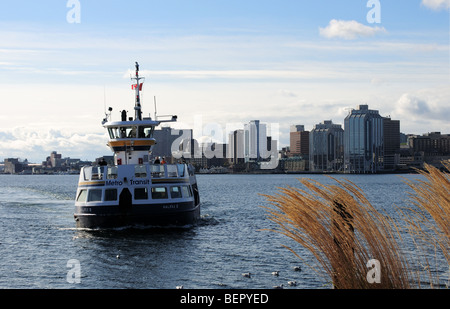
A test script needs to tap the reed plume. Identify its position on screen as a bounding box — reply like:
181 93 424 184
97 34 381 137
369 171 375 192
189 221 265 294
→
401 162 450 287
262 177 412 289
263 162 450 288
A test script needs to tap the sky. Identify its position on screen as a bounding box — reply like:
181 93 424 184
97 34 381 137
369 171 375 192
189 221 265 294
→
0 0 449 163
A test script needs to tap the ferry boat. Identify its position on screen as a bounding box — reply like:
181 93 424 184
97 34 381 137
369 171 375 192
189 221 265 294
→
74 62 200 229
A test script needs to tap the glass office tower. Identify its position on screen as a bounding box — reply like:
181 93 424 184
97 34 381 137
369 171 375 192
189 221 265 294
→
309 120 344 172
344 105 384 173
244 120 267 163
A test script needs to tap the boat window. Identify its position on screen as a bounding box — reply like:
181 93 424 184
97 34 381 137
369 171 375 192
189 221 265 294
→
170 186 182 198
76 190 88 202
144 127 154 138
87 189 102 202
125 126 137 138
152 187 168 199
177 164 185 177
181 186 192 198
135 188 148 200
167 165 178 177
107 166 118 179
119 127 127 138
150 164 164 177
105 189 117 201
91 167 105 180
188 164 195 176
135 165 147 178
83 167 92 181
108 127 121 139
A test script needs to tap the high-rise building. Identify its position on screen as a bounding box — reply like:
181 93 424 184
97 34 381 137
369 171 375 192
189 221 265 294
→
153 127 193 160
309 120 344 172
290 125 309 156
344 104 384 173
4 158 25 174
383 118 400 171
244 120 267 162
409 132 450 155
50 151 62 168
228 129 245 165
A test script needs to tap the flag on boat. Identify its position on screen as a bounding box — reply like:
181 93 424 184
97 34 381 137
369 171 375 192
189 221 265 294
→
132 83 143 90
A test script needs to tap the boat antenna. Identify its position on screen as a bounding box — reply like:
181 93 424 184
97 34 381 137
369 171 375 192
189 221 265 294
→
101 85 113 124
154 96 157 120
103 85 106 113
131 61 144 121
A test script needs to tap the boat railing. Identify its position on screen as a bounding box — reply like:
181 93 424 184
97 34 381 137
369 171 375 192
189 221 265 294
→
81 164 190 182
107 166 118 179
82 166 106 181
149 164 186 178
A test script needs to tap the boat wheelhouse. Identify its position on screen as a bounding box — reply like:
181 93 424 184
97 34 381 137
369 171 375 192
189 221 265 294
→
74 63 200 229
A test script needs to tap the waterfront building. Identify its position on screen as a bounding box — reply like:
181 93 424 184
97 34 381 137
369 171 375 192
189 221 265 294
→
244 120 267 163
44 151 62 168
152 127 190 161
408 132 450 156
289 125 309 157
228 129 245 165
344 104 384 173
4 158 26 174
42 151 62 168
279 157 307 172
177 137 201 160
309 120 344 172
383 118 400 171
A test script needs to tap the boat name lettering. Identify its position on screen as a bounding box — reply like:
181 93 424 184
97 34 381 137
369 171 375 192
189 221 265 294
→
163 204 179 209
106 180 123 186
130 179 150 185
105 179 150 186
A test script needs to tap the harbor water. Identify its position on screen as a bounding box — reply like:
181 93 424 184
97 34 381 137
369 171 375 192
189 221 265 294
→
0 173 447 289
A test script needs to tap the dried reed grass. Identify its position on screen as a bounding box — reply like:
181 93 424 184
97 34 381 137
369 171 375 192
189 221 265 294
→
401 162 450 287
262 177 413 289
263 163 450 289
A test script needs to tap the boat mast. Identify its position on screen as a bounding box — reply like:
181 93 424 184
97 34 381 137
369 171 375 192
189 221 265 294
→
132 62 144 121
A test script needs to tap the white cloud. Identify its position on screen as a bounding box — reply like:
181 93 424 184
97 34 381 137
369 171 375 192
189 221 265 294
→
0 14 448 159
0 127 110 163
392 87 450 134
422 0 450 10
319 19 387 40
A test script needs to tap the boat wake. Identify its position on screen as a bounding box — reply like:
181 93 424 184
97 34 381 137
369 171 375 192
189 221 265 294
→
59 213 219 234
198 214 220 226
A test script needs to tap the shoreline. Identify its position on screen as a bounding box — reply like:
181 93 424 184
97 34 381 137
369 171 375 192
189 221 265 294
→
1 165 444 176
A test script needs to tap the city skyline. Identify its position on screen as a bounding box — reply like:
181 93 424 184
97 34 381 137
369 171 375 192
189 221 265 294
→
0 1 449 163
0 107 444 166
3 108 449 175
